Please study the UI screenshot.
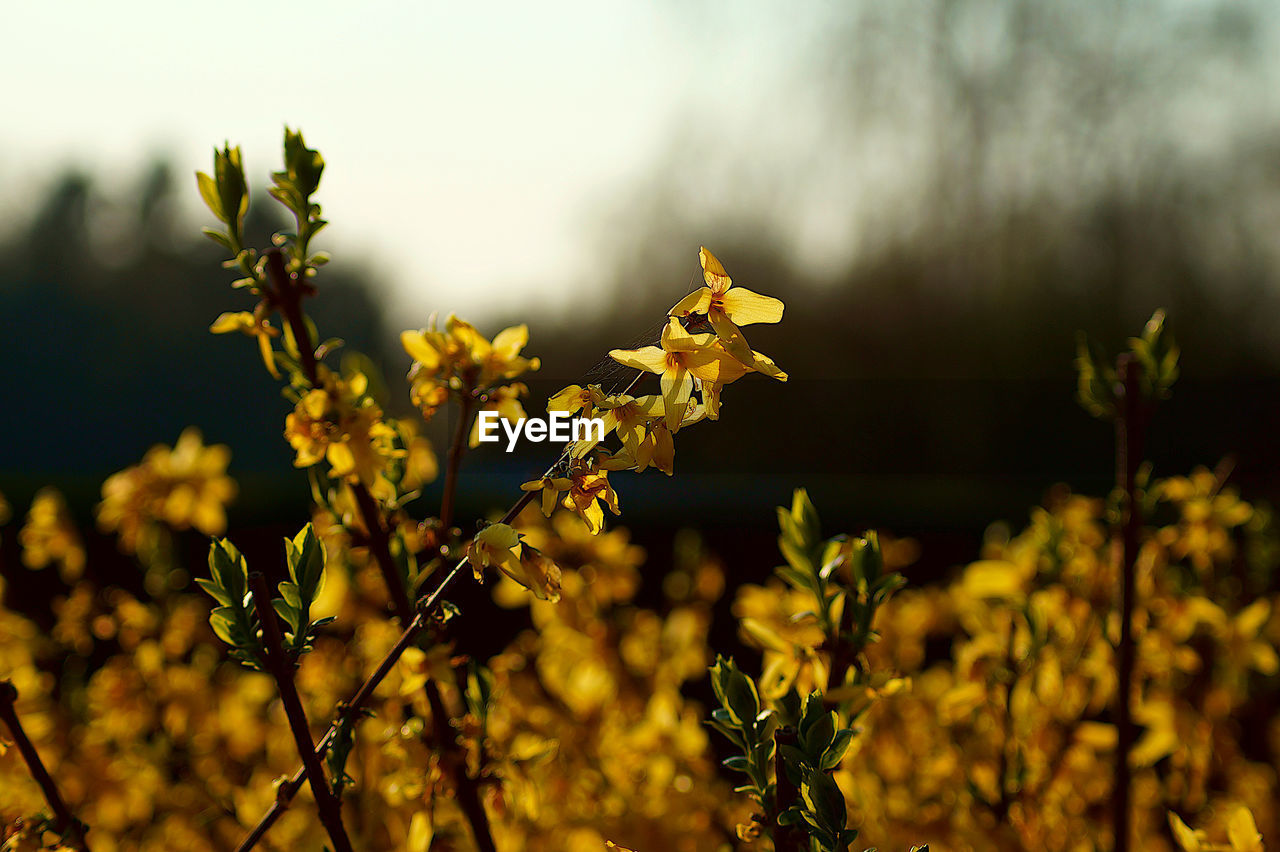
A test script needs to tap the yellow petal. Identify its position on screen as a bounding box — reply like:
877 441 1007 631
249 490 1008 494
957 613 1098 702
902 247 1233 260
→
476 522 520 550
686 347 751 386
662 317 715 353
699 246 732 293
582 499 604 534
548 384 585 414
1227 807 1262 852
721 287 784 325
609 346 668 374
659 366 694 430
210 311 254 334
670 288 712 317
401 330 441 370
491 324 529 360
1168 813 1202 852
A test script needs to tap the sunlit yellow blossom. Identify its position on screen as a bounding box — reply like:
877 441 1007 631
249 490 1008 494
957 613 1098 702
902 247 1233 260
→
283 367 401 497
669 247 786 375
547 383 606 416
562 463 621 535
609 319 749 429
401 316 540 390
464 523 561 600
521 474 574 518
209 310 281 378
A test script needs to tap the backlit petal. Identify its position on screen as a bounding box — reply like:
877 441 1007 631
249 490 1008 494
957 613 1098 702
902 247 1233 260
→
721 287 784 325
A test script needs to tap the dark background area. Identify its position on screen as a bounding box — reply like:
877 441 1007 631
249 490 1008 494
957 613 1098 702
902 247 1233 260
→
2 0 1279 634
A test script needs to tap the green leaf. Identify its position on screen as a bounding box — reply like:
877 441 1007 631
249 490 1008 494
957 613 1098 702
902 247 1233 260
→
273 598 301 634
209 608 238 646
283 127 325 200
791 488 821 548
821 729 855 771
196 171 223 220
212 144 248 238
195 577 232 608
287 524 326 601
208 538 248 606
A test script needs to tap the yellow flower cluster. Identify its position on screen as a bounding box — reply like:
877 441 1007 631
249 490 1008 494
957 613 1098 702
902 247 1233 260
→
481 508 748 852
0 505 748 851
18 489 85 583
284 364 405 500
521 248 787 538
400 317 540 432
96 428 236 557
799 471 1278 852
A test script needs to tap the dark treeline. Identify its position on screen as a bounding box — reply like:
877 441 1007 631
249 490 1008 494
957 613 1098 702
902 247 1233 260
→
3 0 1279 591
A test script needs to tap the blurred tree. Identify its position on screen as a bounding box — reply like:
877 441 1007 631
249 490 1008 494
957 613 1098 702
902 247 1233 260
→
0 160 393 507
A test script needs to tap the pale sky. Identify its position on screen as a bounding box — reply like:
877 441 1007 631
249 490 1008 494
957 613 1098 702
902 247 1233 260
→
0 1 835 320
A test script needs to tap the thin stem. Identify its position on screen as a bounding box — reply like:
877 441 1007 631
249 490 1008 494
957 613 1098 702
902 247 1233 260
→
351 480 413 626
0 681 91 852
248 573 354 852
1113 354 1144 852
264 248 318 386
439 392 477 539
423 679 498 852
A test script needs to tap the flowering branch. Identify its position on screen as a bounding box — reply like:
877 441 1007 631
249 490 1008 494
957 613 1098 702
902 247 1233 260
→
0 680 92 852
247 571 354 852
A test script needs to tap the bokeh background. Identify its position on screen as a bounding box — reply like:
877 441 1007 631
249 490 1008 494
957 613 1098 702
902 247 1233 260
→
3 0 1279 622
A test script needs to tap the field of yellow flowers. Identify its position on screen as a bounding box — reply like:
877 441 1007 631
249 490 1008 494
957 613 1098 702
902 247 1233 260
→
1 131 1275 852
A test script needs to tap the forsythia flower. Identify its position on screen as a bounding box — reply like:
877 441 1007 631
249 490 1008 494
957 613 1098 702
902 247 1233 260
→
563 461 621 535
401 316 540 423
19 488 85 582
283 366 401 498
97 428 237 554
669 246 786 377
209 310 281 378
465 522 561 601
609 318 752 427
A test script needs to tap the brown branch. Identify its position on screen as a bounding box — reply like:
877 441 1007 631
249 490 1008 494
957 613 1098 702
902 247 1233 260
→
0 681 91 851
351 480 414 626
1112 354 1145 852
264 248 318 386
440 392 477 539
771 726 806 852
424 678 498 852
248 573 354 852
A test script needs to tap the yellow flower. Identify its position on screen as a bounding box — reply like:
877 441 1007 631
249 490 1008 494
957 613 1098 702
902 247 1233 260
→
210 310 281 378
465 523 561 600
669 247 786 376
563 463 621 535
547 383 606 417
402 316 540 390
282 367 401 497
97 427 237 554
521 474 574 518
609 319 749 429
19 487 85 582
592 394 667 457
